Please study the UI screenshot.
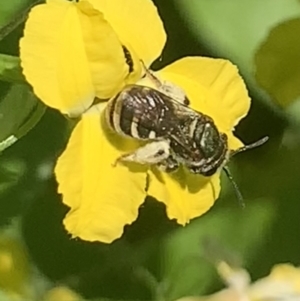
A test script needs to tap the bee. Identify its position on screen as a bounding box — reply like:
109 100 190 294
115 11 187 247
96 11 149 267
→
105 68 268 178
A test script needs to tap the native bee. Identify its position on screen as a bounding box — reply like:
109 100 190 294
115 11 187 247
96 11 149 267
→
105 68 268 181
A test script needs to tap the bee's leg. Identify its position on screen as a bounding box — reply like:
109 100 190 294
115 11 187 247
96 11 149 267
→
140 61 190 106
157 154 180 173
113 140 170 166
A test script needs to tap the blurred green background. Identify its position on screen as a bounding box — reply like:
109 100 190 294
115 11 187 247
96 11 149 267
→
0 0 300 300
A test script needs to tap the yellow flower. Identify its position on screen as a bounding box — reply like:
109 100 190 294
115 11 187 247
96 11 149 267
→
20 0 250 243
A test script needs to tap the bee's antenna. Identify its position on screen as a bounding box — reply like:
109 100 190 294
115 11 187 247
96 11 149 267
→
230 136 269 157
223 166 245 208
224 136 269 207
140 60 162 88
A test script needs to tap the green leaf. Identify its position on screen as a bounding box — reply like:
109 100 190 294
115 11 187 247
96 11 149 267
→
0 0 44 41
0 159 26 194
0 54 25 84
0 83 46 151
0 0 30 28
160 201 275 300
174 0 300 107
254 18 300 107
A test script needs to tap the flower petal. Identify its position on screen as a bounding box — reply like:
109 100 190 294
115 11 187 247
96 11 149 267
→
20 0 128 116
228 134 243 151
89 0 166 66
268 264 300 292
55 104 147 243
76 1 131 99
148 169 220 225
157 57 251 132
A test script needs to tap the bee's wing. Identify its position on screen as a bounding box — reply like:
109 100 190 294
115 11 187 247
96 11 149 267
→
141 85 194 117
119 85 193 137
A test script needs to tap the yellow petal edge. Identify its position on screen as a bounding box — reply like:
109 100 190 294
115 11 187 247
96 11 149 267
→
20 0 129 116
90 0 166 66
55 105 147 243
148 169 220 225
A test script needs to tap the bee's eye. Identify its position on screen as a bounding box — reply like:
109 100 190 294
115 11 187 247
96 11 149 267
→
200 124 221 158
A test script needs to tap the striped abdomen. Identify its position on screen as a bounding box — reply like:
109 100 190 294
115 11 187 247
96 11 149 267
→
105 85 184 140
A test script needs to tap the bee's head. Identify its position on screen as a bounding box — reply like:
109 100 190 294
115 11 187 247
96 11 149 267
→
189 120 268 177
188 121 228 176
190 132 268 207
